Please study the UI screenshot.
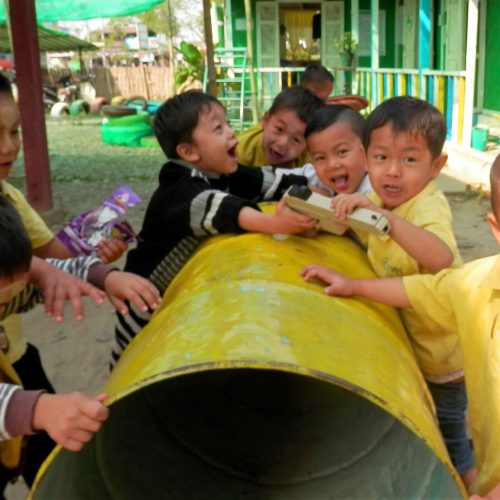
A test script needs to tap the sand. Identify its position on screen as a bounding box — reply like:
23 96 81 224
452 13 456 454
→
5 173 498 499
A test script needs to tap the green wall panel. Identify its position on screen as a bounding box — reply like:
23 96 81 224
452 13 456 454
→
484 1 500 111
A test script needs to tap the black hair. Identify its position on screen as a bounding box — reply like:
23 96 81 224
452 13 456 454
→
268 86 324 124
0 196 32 279
0 74 13 97
301 64 334 85
490 154 500 221
154 90 223 159
364 96 446 159
305 104 365 140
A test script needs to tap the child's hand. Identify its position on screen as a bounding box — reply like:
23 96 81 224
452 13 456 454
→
273 198 319 234
301 264 355 296
97 238 128 264
332 193 379 220
103 271 161 315
30 258 106 322
32 392 109 452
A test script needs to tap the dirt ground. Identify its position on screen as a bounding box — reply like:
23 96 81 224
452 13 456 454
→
5 173 498 499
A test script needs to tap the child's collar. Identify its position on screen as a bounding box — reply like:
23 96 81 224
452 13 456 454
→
173 159 221 180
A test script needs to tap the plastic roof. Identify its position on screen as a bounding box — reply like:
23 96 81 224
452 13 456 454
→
0 24 97 52
0 0 163 23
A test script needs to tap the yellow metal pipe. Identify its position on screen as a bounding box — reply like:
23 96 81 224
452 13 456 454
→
31 206 465 499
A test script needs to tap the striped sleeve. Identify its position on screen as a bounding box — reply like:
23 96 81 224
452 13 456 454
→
190 190 257 236
226 165 309 201
0 286 42 321
46 255 102 281
0 383 21 440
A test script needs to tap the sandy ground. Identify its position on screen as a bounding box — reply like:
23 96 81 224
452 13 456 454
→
5 173 499 499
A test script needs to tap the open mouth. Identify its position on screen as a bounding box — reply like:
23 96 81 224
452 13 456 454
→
330 175 349 191
268 147 284 163
228 145 238 161
383 184 401 193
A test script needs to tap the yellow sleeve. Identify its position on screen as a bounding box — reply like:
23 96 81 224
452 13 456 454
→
403 270 457 330
409 190 461 267
2 182 54 249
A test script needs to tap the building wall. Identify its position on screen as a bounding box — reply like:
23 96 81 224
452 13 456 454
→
483 0 500 112
356 0 396 68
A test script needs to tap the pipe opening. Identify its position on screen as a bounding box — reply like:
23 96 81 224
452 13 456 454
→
34 369 460 499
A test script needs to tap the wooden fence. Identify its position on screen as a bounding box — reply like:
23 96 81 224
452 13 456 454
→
48 66 174 102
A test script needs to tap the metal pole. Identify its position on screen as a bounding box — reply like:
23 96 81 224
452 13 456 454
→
243 0 259 122
8 0 53 210
202 0 217 97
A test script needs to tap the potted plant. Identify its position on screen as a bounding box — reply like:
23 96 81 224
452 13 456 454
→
335 32 358 68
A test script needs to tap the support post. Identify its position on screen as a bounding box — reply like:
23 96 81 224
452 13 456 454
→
418 0 431 99
8 0 53 211
463 0 479 149
243 0 259 123
370 0 379 107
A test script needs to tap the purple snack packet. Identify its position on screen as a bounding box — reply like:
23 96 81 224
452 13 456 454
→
57 186 141 256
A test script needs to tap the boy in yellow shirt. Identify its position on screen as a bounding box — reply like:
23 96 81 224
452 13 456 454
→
301 96 476 487
236 86 324 168
300 154 500 499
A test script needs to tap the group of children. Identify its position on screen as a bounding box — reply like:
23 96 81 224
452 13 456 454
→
0 65 498 498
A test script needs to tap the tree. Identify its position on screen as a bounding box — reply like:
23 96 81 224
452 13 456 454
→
138 0 203 43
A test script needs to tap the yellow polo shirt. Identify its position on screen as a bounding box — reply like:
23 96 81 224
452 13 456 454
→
404 255 500 496
236 124 308 168
0 181 54 363
357 181 463 380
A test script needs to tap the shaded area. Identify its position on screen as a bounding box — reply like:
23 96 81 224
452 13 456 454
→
0 23 96 52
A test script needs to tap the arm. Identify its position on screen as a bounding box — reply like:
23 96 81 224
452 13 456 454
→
301 264 411 308
47 256 161 316
238 198 318 235
34 237 75 259
332 194 454 273
227 165 308 202
29 257 105 322
35 234 128 264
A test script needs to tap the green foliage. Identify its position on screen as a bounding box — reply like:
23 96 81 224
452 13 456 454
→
175 41 204 87
335 32 358 55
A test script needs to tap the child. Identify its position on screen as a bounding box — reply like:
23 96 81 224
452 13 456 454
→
236 86 324 168
300 154 500 499
300 63 334 101
0 195 160 489
278 104 371 197
0 74 133 489
111 90 318 366
301 96 476 487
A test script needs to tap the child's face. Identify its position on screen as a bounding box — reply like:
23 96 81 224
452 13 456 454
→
0 94 20 182
186 103 238 174
307 121 366 194
366 124 446 209
261 109 307 166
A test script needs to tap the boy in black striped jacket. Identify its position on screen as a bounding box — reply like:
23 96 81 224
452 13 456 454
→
111 91 316 365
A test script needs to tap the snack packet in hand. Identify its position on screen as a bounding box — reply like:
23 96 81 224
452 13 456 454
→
57 186 141 255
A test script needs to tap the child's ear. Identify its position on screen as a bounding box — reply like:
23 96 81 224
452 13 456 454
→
431 153 448 178
261 111 271 128
486 213 500 246
176 142 200 163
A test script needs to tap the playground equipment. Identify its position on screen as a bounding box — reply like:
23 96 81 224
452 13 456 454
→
31 209 465 499
101 111 153 147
